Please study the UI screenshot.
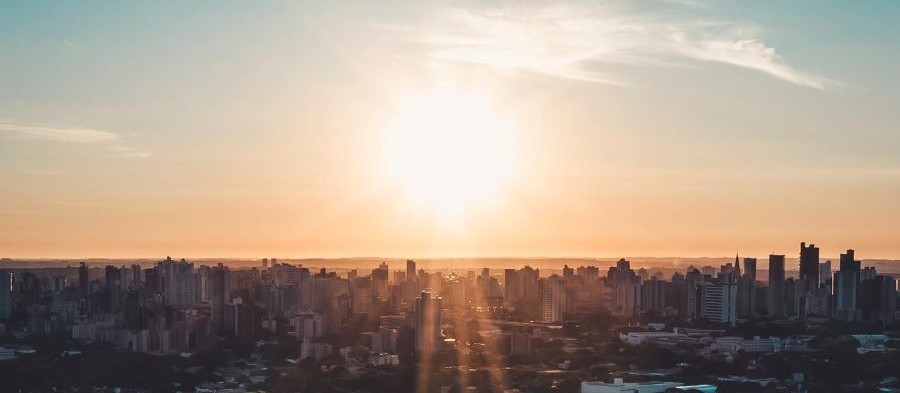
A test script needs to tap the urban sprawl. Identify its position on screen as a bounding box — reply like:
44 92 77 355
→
0 243 899 393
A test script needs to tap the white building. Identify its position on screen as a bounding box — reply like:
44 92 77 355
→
582 379 682 393
699 281 737 325
707 336 784 355
619 331 684 345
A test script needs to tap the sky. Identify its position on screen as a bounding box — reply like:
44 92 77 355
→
2 1 900 260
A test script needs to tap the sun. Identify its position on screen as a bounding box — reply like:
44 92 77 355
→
384 89 517 215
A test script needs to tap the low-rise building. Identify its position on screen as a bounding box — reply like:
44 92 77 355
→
581 378 683 393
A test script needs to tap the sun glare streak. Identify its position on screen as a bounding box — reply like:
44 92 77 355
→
384 89 517 217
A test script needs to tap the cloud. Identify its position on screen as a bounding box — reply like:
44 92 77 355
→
0 120 151 158
397 2 832 89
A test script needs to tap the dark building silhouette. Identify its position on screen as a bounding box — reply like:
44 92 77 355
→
78 262 89 299
737 257 757 316
0 270 13 320
799 242 820 290
767 254 786 317
860 275 898 324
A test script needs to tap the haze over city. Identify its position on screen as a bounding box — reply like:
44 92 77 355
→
3 1 900 259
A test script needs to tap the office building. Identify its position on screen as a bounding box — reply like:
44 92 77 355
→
699 280 738 324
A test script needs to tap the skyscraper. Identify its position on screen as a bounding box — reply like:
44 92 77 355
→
541 275 566 323
767 254 786 318
819 260 832 288
743 257 757 283
414 291 442 353
860 275 898 324
406 260 416 283
504 268 520 305
0 270 13 320
640 276 668 317
351 276 373 317
834 249 861 321
79 262 89 299
799 242 820 291
158 257 197 307
105 265 122 313
737 257 757 316
372 262 389 301
209 264 230 332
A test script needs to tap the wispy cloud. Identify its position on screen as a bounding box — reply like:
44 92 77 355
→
395 2 832 89
0 120 151 158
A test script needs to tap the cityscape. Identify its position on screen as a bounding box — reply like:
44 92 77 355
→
3 1 900 393
0 244 898 392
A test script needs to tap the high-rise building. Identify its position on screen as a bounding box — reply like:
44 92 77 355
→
158 257 197 307
209 264 230 333
541 275 566 323
294 312 325 341
372 262 389 301
799 242 820 290
228 296 259 340
144 267 160 296
123 289 144 330
835 249 861 321
406 260 416 283
819 260 832 288
18 272 41 307
78 262 89 299
860 275 898 324
861 266 876 281
521 266 540 302
614 279 641 317
767 254 786 318
414 291 442 353
698 280 738 324
719 259 738 283
442 275 467 308
504 268 520 305
742 257 757 283
52 275 67 293
683 268 702 317
0 270 13 320
737 257 757 316
503 266 540 306
640 277 668 317
105 265 123 313
351 277 373 316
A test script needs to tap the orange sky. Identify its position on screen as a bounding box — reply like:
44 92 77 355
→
2 1 900 259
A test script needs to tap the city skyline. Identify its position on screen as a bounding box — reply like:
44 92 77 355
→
3 1 900 259
2 2 899 392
